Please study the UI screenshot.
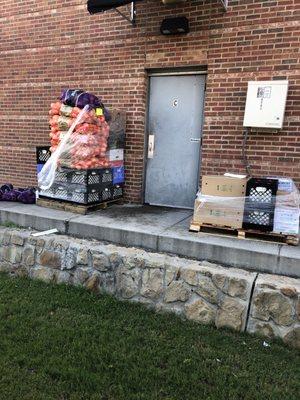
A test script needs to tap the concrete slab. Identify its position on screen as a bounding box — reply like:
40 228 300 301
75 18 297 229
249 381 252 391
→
0 202 20 210
70 204 191 231
68 204 191 250
0 202 73 233
277 245 300 278
157 216 282 275
0 202 299 278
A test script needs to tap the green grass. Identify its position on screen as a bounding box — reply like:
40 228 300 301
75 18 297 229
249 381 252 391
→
0 221 21 229
0 273 298 400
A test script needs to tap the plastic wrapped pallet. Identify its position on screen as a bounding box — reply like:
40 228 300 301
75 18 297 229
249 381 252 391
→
38 90 126 205
39 90 111 191
193 175 300 235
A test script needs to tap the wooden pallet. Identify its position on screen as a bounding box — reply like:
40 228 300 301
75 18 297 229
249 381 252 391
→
189 221 299 246
36 197 123 215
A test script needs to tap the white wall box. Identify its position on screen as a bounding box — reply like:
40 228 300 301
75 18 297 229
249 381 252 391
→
243 80 289 129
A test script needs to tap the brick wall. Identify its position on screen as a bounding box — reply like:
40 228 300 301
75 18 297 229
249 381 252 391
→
0 0 299 202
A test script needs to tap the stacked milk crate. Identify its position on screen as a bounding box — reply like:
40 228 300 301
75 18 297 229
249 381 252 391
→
38 90 125 206
106 110 126 198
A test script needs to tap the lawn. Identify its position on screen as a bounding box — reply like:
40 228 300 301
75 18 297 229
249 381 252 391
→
0 273 298 400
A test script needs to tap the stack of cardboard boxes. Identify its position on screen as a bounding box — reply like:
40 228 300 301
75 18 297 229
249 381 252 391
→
193 175 300 235
107 110 126 186
193 175 247 230
273 178 300 234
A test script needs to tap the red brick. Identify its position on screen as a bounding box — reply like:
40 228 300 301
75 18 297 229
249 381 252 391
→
0 0 299 203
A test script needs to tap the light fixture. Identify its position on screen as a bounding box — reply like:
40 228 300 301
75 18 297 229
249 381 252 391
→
88 0 137 13
160 16 189 35
87 0 143 25
162 0 187 4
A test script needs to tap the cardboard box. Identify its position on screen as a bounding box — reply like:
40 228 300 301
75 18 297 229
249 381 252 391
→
193 199 245 229
201 175 248 197
107 149 124 162
108 110 126 150
275 178 299 209
108 130 125 150
109 110 126 135
193 176 248 229
277 178 294 193
273 207 300 234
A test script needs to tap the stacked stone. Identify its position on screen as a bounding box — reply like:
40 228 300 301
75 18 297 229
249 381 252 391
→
248 274 300 347
0 227 299 349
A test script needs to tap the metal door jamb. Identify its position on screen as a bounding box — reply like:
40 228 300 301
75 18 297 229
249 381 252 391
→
148 70 207 77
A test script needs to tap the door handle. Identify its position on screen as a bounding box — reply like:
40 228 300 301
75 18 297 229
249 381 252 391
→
148 134 155 158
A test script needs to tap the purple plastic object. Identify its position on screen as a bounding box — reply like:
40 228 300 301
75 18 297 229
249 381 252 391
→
0 184 36 204
2 190 18 201
60 89 101 109
18 188 36 204
60 89 111 121
1 183 13 193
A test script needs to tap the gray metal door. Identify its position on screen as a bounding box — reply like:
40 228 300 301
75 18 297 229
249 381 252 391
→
145 74 206 209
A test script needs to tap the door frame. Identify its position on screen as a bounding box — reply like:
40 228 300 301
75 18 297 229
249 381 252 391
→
142 68 207 206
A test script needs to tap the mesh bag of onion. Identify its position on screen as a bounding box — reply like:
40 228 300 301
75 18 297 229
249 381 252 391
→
39 101 110 191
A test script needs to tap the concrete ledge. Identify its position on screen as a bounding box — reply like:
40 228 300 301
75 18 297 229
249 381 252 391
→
157 232 280 274
0 203 73 233
0 202 299 278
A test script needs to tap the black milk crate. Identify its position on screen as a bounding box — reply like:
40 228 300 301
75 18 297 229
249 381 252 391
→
112 184 124 200
38 186 56 199
243 178 278 232
69 184 123 204
39 184 123 205
36 146 51 164
39 185 69 202
69 186 113 205
54 168 113 187
45 181 102 194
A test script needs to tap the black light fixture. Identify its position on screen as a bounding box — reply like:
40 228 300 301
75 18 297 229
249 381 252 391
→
160 16 189 35
87 0 137 13
87 0 143 25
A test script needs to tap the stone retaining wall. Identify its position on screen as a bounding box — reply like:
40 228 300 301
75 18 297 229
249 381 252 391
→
0 228 299 348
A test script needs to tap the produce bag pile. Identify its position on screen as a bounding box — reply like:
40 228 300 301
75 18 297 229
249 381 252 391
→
39 90 111 190
49 89 110 169
0 184 36 204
